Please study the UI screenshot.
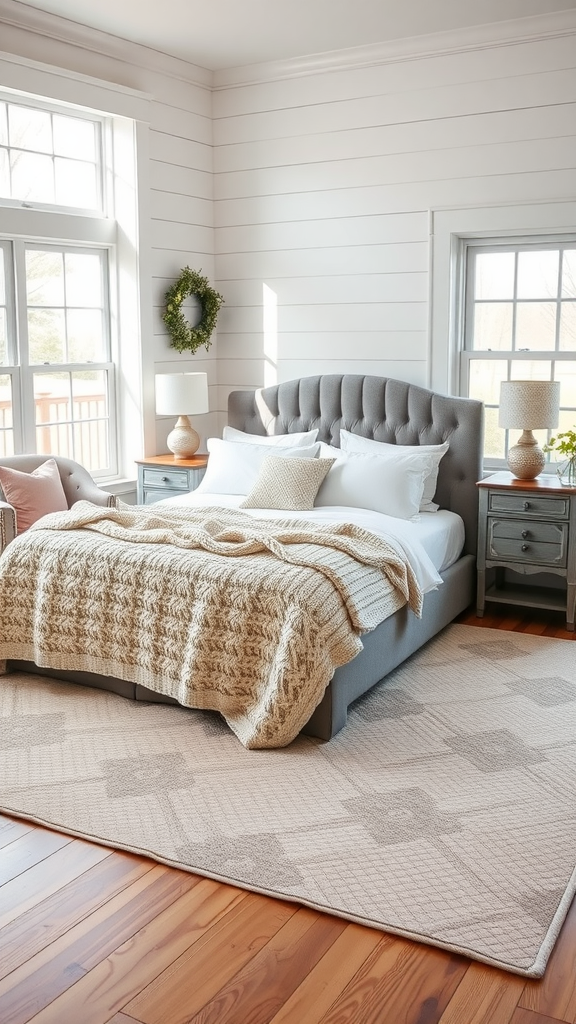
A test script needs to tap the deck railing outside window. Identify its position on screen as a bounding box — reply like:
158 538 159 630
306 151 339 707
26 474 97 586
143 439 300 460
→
0 390 107 469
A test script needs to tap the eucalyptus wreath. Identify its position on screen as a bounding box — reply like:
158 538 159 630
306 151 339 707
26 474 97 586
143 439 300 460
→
162 267 224 354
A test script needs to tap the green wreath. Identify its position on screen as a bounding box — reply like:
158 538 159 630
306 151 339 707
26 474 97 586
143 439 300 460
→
162 267 224 354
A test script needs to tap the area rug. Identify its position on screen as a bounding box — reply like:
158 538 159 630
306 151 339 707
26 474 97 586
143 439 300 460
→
1 623 575 978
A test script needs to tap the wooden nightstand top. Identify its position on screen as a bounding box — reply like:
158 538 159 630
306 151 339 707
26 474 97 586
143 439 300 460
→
135 453 209 470
477 471 576 495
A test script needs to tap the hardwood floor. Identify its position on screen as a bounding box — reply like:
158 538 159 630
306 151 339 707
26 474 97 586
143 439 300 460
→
1 606 575 1024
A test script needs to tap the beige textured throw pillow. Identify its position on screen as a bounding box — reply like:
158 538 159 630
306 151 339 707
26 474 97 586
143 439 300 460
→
240 455 335 511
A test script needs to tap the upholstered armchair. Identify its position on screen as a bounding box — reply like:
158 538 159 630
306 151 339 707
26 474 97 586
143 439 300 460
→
0 454 117 556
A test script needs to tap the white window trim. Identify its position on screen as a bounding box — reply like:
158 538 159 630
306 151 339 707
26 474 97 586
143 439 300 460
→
430 201 576 396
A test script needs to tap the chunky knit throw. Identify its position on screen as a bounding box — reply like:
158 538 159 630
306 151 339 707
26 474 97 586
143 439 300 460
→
0 501 422 747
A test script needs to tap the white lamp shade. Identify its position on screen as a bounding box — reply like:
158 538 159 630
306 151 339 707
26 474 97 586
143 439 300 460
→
498 380 560 430
155 372 209 416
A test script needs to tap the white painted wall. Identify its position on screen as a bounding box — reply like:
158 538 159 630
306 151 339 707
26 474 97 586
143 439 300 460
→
0 0 219 473
0 2 574 462
212 25 576 403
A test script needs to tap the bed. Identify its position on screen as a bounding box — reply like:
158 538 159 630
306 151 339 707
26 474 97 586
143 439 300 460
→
1 374 483 744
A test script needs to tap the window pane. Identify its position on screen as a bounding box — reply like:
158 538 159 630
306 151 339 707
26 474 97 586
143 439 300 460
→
562 250 576 299
510 360 551 381
8 104 52 153
559 302 576 351
73 419 109 472
11 151 54 203
71 369 107 411
555 362 576 409
2 100 103 213
468 359 507 405
515 302 557 350
33 372 72 457
28 308 66 363
0 148 8 198
26 250 64 306
65 253 102 306
0 380 14 456
509 361 552 387
53 114 96 160
0 246 5 303
473 303 513 350
55 157 98 209
72 370 108 471
484 406 505 459
517 250 559 299
67 309 105 362
0 102 7 146
551 409 576 469
475 252 514 299
0 374 13 451
32 370 108 470
0 309 6 364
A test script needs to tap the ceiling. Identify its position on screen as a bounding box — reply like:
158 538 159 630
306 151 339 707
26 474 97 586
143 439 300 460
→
13 0 576 71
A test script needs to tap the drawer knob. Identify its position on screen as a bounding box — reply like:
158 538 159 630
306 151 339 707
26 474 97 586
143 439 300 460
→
523 501 530 511
162 476 169 482
521 543 529 551
522 530 528 539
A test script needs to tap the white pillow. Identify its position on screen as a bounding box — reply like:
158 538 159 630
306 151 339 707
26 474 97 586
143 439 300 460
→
339 430 449 512
195 438 320 496
223 425 319 447
317 441 341 458
314 449 434 520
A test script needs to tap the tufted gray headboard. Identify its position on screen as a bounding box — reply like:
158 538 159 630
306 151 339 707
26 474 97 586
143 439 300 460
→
228 374 484 556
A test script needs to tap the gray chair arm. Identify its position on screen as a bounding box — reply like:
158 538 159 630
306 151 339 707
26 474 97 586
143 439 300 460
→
71 478 118 509
0 501 17 557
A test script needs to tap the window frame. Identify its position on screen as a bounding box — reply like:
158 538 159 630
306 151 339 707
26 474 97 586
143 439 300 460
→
0 90 120 480
0 93 107 218
459 234 576 471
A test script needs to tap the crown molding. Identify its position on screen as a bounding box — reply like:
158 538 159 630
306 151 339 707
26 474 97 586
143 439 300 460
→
0 0 213 90
0 47 151 102
1 2 574 95
213 9 576 89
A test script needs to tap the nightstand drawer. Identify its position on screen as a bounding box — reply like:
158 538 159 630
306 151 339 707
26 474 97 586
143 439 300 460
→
142 468 190 491
487 518 568 567
488 492 569 518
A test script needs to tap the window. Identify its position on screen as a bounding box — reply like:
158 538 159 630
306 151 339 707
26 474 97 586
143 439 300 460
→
0 97 102 213
0 95 117 478
461 239 576 468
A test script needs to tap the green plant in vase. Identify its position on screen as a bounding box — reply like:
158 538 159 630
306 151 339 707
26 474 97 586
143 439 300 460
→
543 428 576 486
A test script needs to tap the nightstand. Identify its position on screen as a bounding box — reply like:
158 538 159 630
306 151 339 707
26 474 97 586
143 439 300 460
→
476 471 576 631
135 454 208 505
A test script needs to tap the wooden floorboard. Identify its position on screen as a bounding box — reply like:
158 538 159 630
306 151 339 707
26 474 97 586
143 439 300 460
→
0 606 574 1024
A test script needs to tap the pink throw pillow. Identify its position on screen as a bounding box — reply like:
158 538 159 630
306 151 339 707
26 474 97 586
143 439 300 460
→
0 458 68 533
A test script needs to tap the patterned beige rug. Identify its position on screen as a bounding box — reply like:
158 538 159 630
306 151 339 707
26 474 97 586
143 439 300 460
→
1 623 575 978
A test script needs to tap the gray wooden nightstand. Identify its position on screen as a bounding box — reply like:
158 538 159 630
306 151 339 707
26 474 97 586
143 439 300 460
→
135 454 208 505
476 471 576 631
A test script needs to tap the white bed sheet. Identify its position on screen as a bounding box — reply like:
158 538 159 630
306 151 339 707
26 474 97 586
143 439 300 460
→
155 491 465 596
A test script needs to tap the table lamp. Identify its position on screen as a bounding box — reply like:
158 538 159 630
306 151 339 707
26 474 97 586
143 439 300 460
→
155 372 209 458
499 380 560 480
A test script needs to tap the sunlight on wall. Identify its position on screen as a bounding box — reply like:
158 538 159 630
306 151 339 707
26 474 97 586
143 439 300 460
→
262 283 278 387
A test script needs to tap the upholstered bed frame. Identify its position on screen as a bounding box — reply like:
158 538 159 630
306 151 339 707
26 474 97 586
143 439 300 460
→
9 374 483 742
228 374 483 739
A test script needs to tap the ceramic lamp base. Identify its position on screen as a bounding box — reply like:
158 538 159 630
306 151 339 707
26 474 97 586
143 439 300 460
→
507 430 545 480
166 415 200 459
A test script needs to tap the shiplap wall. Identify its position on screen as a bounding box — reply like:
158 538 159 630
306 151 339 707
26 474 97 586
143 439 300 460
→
0 0 218 466
212 30 576 405
0 3 574 454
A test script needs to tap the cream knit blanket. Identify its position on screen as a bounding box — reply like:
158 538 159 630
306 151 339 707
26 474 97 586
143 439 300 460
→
0 501 422 748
